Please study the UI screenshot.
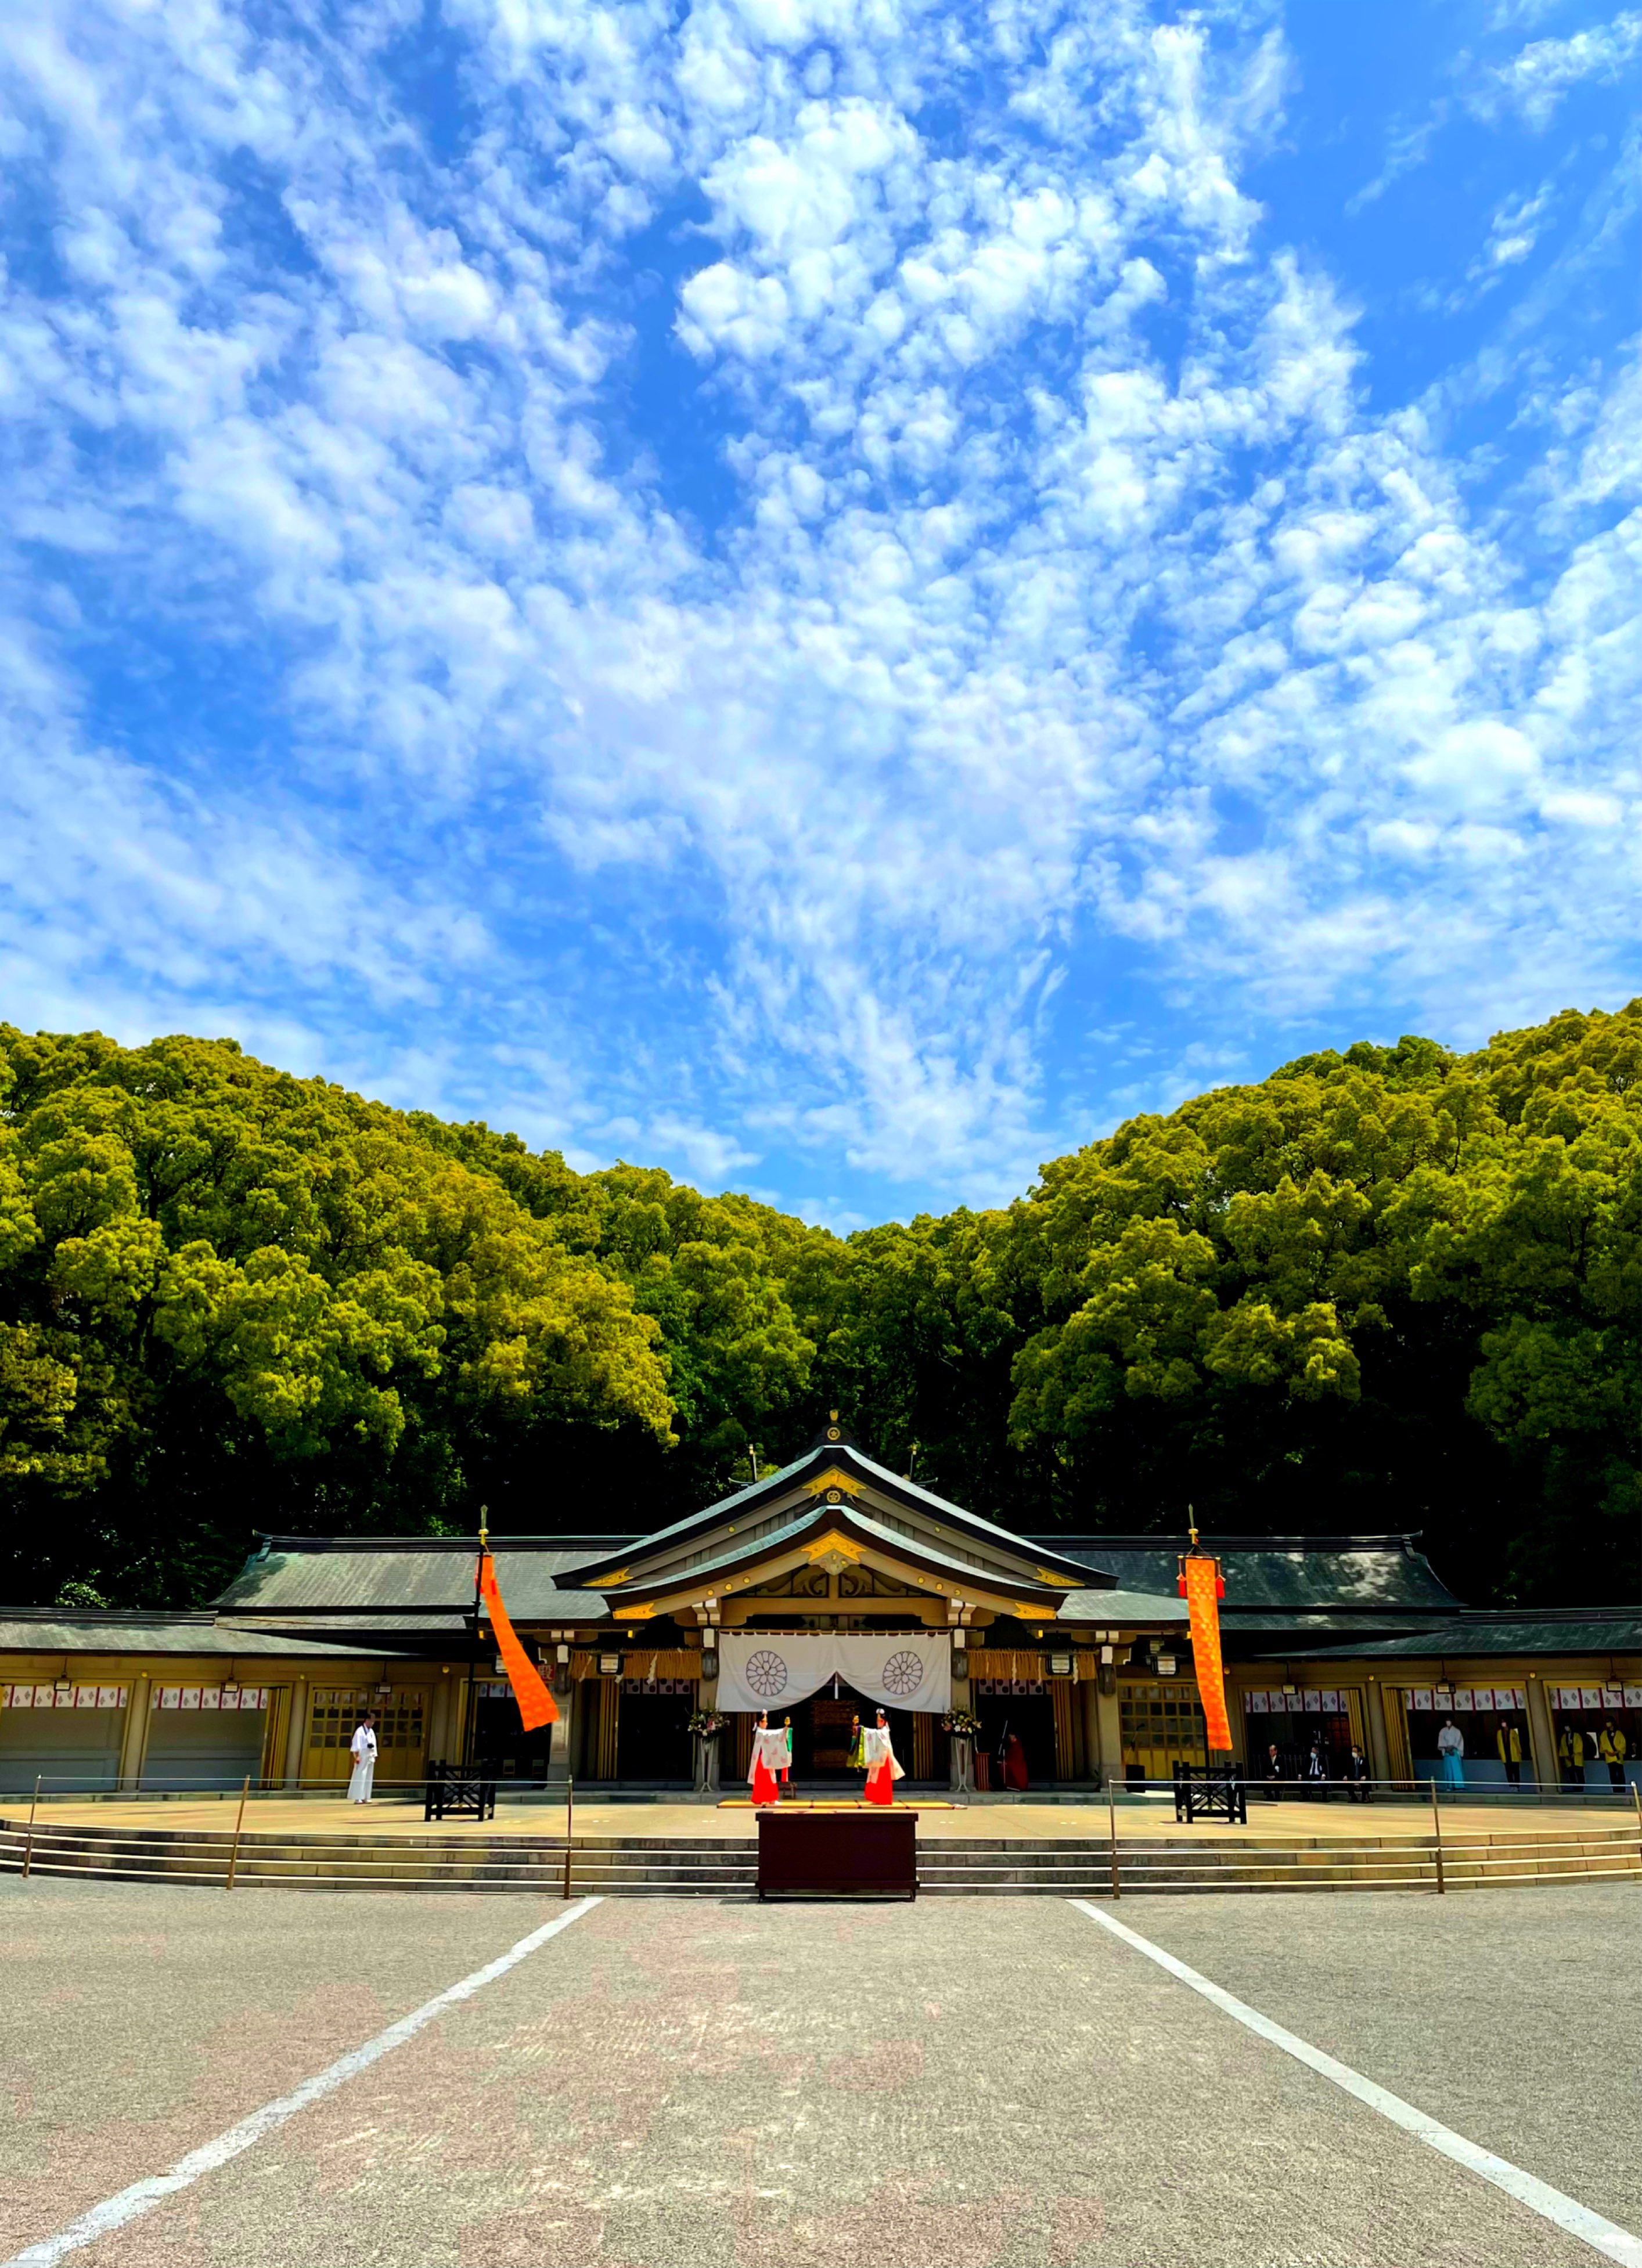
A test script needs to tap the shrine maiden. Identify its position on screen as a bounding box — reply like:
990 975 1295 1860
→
347 1711 378 1804
748 1711 788 1805
861 1709 905 1806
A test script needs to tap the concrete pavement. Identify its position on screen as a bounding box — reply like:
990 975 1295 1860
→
1 1876 1636 2267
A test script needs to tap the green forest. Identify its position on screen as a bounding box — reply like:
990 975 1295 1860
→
2 1003 1638 1612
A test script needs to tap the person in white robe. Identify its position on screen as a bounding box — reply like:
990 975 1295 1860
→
747 1711 787 1804
347 1712 378 1803
862 1709 905 1805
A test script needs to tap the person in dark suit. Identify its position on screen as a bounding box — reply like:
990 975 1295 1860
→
1344 1742 1370 1801
1263 1740 1286 1801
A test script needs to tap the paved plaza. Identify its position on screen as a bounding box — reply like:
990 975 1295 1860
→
14 1790 1629 1842
2 1876 1638 2268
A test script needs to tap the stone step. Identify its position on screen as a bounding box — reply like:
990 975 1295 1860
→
3 1819 1635 1897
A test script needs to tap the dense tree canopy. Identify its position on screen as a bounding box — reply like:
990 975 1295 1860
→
3 1004 1637 1609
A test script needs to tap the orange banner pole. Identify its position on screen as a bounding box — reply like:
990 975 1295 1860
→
1181 1546 1232 1755
478 1556 558 1733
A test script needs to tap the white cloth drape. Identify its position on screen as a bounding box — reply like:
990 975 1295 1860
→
716 1632 950 1714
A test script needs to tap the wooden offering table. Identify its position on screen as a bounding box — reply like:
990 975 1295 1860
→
757 1808 917 1901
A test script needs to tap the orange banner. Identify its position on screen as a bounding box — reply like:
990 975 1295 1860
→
1183 1555 1232 1753
478 1556 557 1731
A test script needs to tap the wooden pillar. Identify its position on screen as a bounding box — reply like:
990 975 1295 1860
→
117 1675 152 1789
1080 1678 1103 1784
913 1713 933 1780
1525 1672 1557 1788
1050 1679 1076 1783
1380 1684 1413 1784
1227 1682 1251 1768
1364 1679 1394 1784
596 1679 620 1780
258 1686 291 1787
427 1670 455 1764
283 1679 311 1788
1094 1681 1122 1783
545 1678 575 1784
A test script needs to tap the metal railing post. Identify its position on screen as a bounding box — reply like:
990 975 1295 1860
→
1632 1778 1641 1861
1431 1777 1445 1895
21 1775 41 1880
226 1776 250 1889
563 1776 574 1901
1108 1785 1121 1900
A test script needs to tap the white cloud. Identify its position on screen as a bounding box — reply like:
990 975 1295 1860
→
0 0 1635 1209
1475 12 1642 129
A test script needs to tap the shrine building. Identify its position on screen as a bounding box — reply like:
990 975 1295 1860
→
2 1418 1637 1797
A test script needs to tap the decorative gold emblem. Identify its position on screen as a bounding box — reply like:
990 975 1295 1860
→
802 1467 861 1498
804 1530 863 1569
1034 1567 1071 1587
613 1602 657 1620
600 1569 631 1586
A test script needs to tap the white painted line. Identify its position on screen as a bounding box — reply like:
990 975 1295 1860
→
1069 1899 1642 2268
5 1898 602 2268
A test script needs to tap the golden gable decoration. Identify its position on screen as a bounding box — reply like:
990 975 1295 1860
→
801 1468 863 1498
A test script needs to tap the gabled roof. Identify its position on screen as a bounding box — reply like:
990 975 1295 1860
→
1292 1611 1642 1660
214 1537 618 1623
1060 1586 1188 1625
561 1440 1096 1591
600 1499 1073 1615
0 1610 417 1660
1033 1535 1461 1616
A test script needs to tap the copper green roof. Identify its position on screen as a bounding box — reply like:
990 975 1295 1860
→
1292 1613 1642 1658
1059 1587 1188 1625
215 1537 618 1622
606 1501 1070 1606
562 1441 1094 1589
0 1611 415 1658
1035 1536 1460 1616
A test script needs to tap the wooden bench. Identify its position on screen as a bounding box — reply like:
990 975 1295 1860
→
423 1760 498 1822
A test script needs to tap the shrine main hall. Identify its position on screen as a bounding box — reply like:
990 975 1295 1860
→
2 1421 1638 1798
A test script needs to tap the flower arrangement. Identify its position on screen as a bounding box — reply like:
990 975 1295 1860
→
689 1708 725 1736
943 1710 982 1739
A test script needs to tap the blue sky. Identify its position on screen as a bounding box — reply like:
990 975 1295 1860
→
1 0 1637 1227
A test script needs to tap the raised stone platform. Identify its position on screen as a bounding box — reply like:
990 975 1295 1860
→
3 1793 1637 1896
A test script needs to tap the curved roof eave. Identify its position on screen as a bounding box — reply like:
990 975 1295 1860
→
559 1440 1097 1588
606 1500 1071 1607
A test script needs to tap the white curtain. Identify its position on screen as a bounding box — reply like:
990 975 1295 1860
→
837 1634 950 1713
716 1632 950 1714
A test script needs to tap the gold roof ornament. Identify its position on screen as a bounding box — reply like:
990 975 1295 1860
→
802 1467 862 1497
804 1531 863 1565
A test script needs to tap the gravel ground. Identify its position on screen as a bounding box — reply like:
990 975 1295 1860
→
1 1876 1636 2268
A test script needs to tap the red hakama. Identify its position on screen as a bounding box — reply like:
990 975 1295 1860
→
861 1723 904 1805
748 1725 787 1805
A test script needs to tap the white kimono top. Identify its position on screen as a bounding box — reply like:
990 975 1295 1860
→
862 1725 905 1779
350 1725 377 1764
748 1726 788 1782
